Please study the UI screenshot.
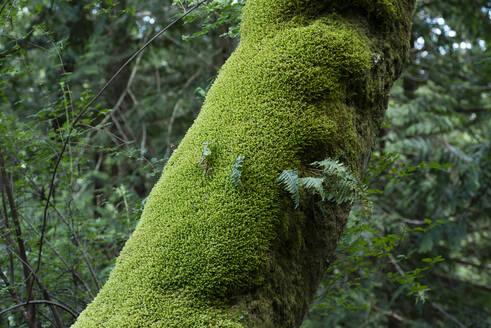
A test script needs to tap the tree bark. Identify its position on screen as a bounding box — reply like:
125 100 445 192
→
72 1 415 327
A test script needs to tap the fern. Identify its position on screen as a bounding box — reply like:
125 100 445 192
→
201 142 212 157
230 155 245 188
278 158 371 210
299 177 326 200
312 159 369 207
199 142 214 177
278 169 300 208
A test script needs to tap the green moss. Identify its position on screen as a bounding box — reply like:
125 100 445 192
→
72 1 413 327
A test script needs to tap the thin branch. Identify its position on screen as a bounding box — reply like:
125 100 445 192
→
372 305 406 323
128 88 138 105
0 270 36 328
431 302 467 328
112 33 147 114
164 101 181 159
448 257 491 270
434 271 491 292
42 196 100 291
388 254 406 276
441 137 471 163
164 68 202 158
118 107 136 140
3 242 65 327
141 123 147 157
0 148 35 303
110 112 130 142
0 300 78 319
0 186 16 285
19 210 95 298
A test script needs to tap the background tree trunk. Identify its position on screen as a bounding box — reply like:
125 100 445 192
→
72 1 415 327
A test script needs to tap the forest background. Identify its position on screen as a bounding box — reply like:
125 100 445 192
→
0 0 489 327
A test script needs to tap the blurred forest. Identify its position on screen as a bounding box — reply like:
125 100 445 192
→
0 0 489 327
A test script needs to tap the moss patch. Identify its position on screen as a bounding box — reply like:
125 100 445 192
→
72 0 413 327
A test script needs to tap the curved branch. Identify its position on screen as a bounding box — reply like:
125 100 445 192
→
0 300 78 318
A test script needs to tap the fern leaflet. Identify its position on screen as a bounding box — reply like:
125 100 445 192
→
230 155 245 188
278 169 300 208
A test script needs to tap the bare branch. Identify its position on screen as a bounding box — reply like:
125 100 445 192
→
372 305 406 323
431 302 467 328
0 270 37 328
0 300 78 319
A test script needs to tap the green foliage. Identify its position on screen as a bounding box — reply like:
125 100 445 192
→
298 177 326 201
312 159 369 206
278 159 369 209
174 0 244 39
278 169 300 208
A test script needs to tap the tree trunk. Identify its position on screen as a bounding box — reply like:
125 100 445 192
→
72 1 415 327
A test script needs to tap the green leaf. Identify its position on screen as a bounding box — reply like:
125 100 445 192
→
278 169 300 209
202 142 212 157
428 161 442 169
230 155 245 188
299 177 326 200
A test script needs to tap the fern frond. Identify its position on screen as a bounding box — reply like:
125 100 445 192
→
312 158 370 207
299 177 326 201
230 155 245 188
278 158 371 210
312 158 348 176
202 142 212 157
278 169 300 208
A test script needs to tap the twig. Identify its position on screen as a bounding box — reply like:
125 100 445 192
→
164 68 202 158
431 302 467 328
441 137 471 163
19 210 95 298
0 270 36 328
141 123 147 157
43 196 101 291
110 112 130 142
388 254 406 276
0 185 16 286
164 101 181 159
0 148 36 311
0 300 78 318
434 271 491 292
448 257 491 270
372 305 406 323
2 242 65 327
111 35 146 116
128 88 138 105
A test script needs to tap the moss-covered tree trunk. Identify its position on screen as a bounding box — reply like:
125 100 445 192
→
72 1 415 327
